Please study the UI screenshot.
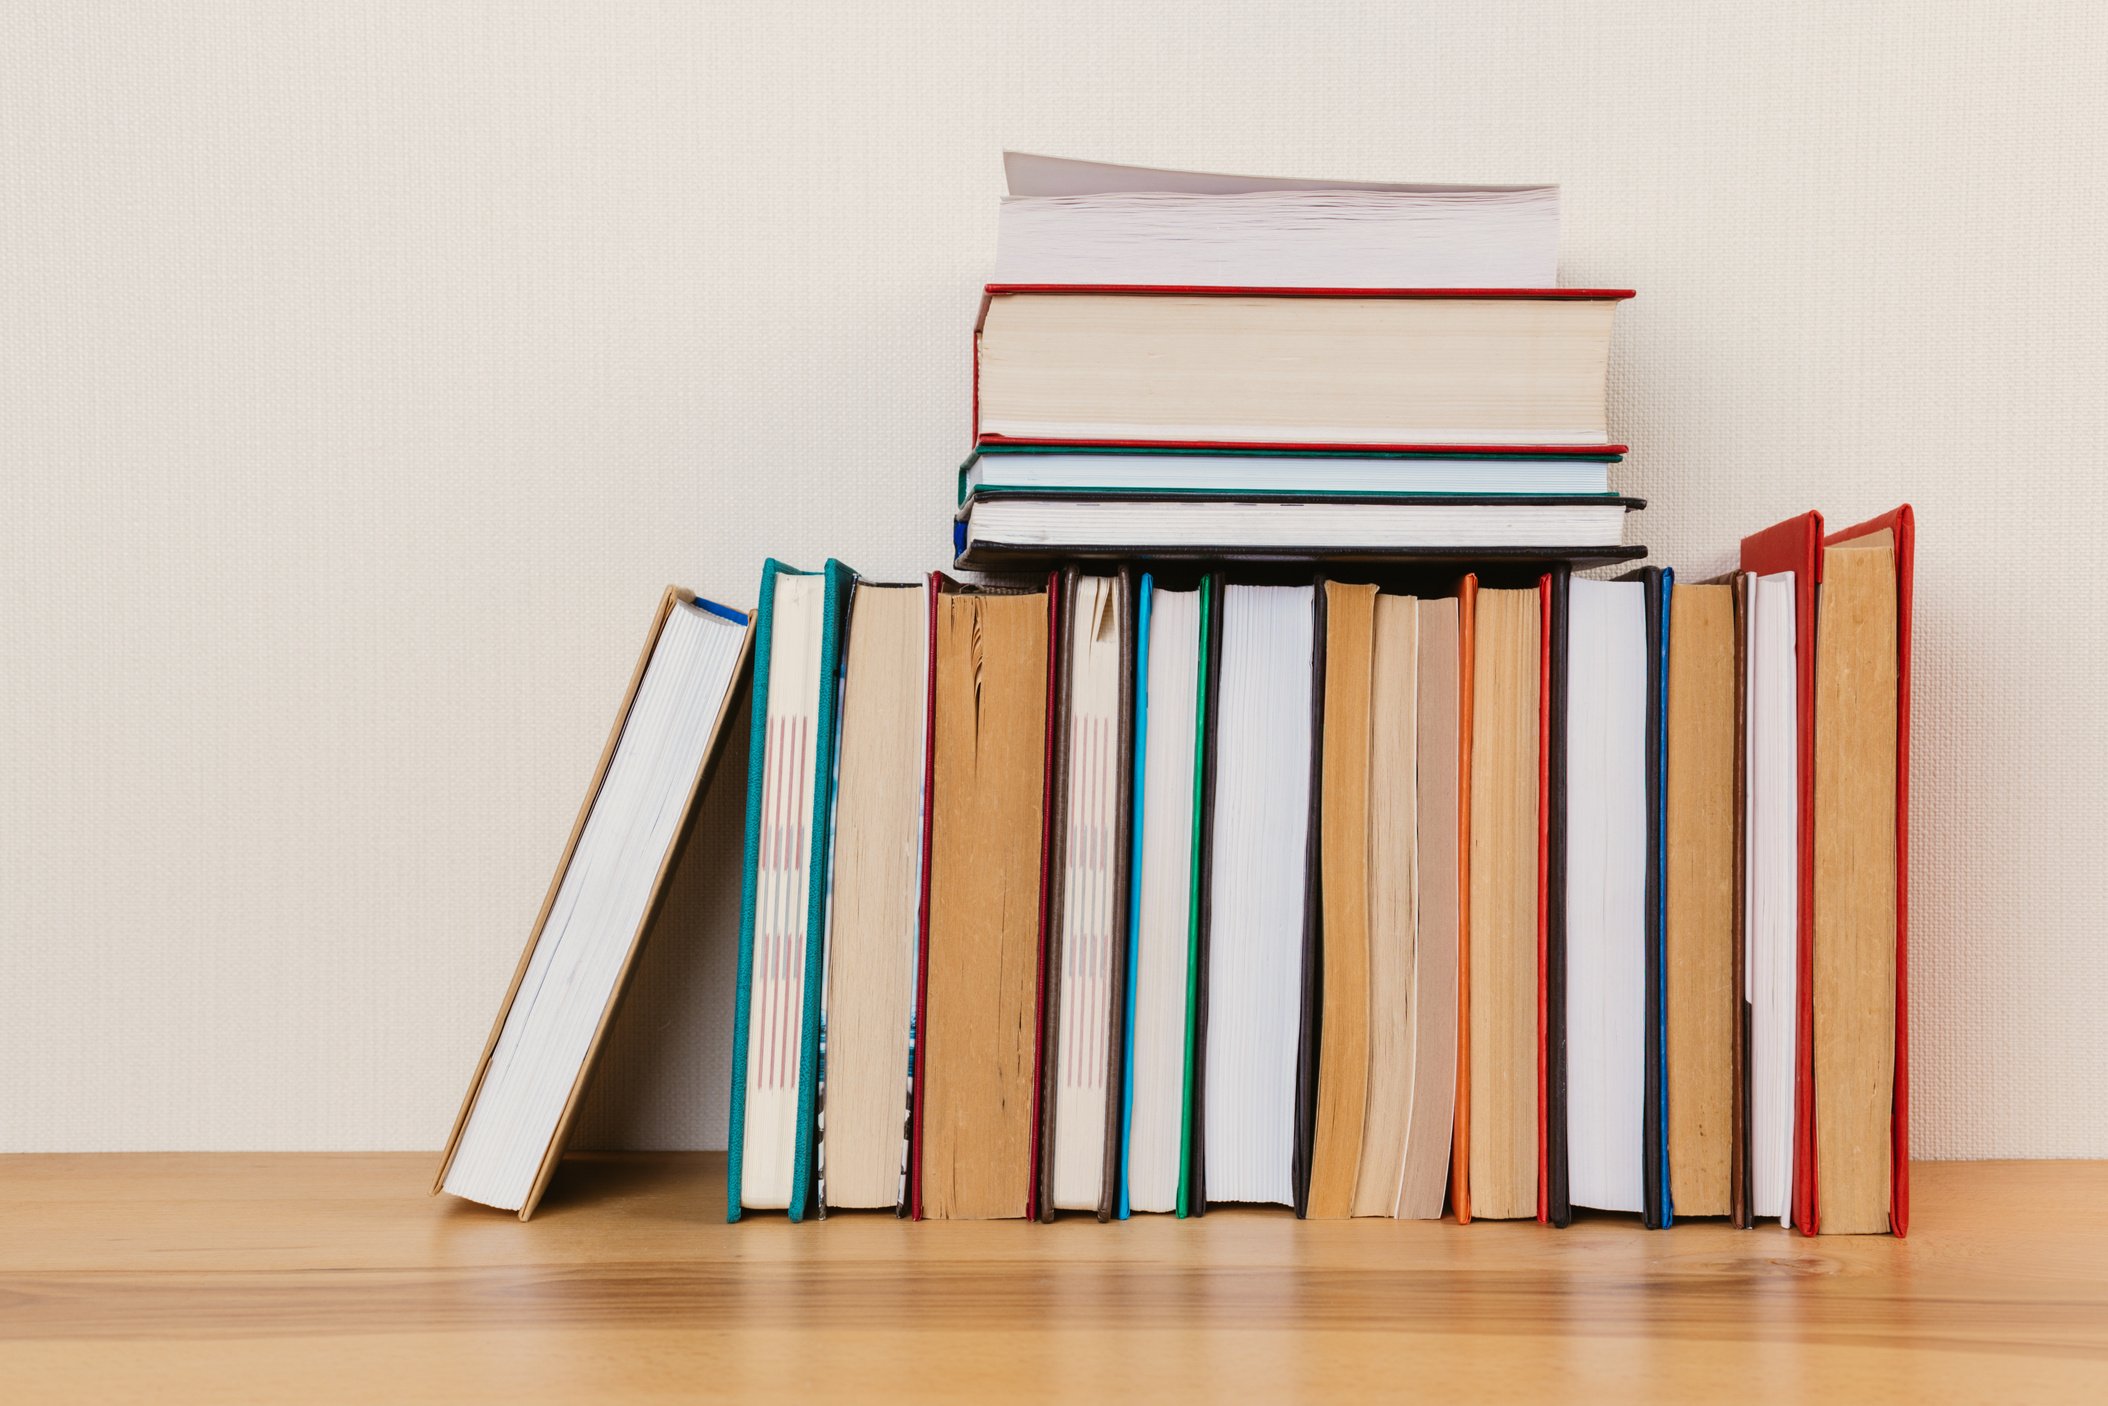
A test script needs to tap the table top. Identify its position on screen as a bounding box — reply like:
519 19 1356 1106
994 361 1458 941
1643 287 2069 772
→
2 1153 2102 1401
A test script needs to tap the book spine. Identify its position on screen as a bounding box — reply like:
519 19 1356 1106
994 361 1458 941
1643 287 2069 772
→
1118 575 1154 1220
726 559 787 1222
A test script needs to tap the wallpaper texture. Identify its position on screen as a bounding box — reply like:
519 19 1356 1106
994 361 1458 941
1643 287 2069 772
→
4 2 2103 1156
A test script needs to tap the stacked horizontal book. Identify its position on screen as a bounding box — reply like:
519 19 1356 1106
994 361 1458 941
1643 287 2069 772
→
956 154 1642 569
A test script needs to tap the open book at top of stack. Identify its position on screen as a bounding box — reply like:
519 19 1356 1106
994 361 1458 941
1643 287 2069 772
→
956 153 1644 569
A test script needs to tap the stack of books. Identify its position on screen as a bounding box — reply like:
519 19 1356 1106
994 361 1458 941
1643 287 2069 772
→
435 158 1914 1242
955 153 1641 568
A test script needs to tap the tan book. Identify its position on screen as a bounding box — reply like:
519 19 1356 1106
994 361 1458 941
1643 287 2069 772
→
918 580 1052 1221
1352 594 1420 1216
1396 598 1459 1220
975 290 1626 448
1308 582 1377 1219
1666 583 1739 1217
1467 586 1540 1221
821 581 928 1212
1813 536 1900 1234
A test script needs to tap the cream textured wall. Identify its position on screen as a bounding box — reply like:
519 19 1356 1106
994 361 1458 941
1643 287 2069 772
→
3 2 2102 1158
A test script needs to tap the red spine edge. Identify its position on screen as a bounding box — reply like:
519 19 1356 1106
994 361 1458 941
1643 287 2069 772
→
983 283 1637 301
908 571 946 1220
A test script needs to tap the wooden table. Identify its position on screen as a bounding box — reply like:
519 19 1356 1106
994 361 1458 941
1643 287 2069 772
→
1 1154 2102 1401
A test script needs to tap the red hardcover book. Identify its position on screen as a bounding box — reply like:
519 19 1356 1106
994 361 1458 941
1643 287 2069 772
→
1739 512 1823 1237
1824 507 1915 1238
972 284 1634 457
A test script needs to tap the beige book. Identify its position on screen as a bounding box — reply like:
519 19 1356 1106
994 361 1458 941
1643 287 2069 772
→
920 587 1049 1220
1352 594 1420 1217
1396 599 1459 1220
1308 582 1377 1219
822 582 927 1211
1467 587 1540 1221
976 292 1621 447
1666 583 1739 1217
1814 537 1900 1234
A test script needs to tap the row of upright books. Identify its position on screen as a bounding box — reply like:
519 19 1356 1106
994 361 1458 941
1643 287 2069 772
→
433 156 1911 1237
435 507 1911 1233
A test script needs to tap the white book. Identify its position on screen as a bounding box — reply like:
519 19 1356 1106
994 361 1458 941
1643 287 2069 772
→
1203 584 1316 1207
440 596 749 1214
962 452 1613 499
1746 571 1800 1226
960 497 1631 557
738 574 828 1211
1565 579 1650 1214
1124 582 1202 1214
1049 574 1127 1212
997 152 1558 289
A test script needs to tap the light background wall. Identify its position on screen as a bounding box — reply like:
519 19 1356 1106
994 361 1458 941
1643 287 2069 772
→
4 1 2102 1158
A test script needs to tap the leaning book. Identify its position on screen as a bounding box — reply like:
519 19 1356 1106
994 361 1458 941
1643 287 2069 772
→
436 588 753 1218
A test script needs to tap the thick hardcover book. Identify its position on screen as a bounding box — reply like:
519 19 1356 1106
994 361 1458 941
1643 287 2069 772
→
727 560 852 1223
973 285 1633 453
819 576 931 1216
1181 575 1220 1218
1739 513 1823 1236
1197 580 1316 1211
1290 580 1332 1218
1393 594 1462 1220
1830 506 1913 1238
1731 574 1753 1229
1542 566 1572 1227
1452 574 1478 1224
1306 581 1377 1219
1464 579 1545 1222
910 572 1059 1220
435 588 752 1220
952 489 1647 573
1622 567 1675 1229
1663 579 1742 1222
1816 507 1914 1237
1038 567 1139 1221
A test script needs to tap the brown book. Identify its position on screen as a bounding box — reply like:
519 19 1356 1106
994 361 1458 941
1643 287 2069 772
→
919 579 1053 1221
1466 586 1540 1221
1813 536 1900 1234
1308 582 1377 1218
1396 597 1459 1219
822 580 929 1213
1351 593 1421 1216
1665 583 1738 1217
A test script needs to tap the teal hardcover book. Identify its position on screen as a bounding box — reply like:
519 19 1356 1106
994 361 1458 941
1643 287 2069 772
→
727 559 853 1222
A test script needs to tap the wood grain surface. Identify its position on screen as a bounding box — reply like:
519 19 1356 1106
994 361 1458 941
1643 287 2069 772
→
1 1155 2103 1402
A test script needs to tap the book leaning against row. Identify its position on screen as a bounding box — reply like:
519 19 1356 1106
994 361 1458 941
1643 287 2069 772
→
435 588 753 1219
